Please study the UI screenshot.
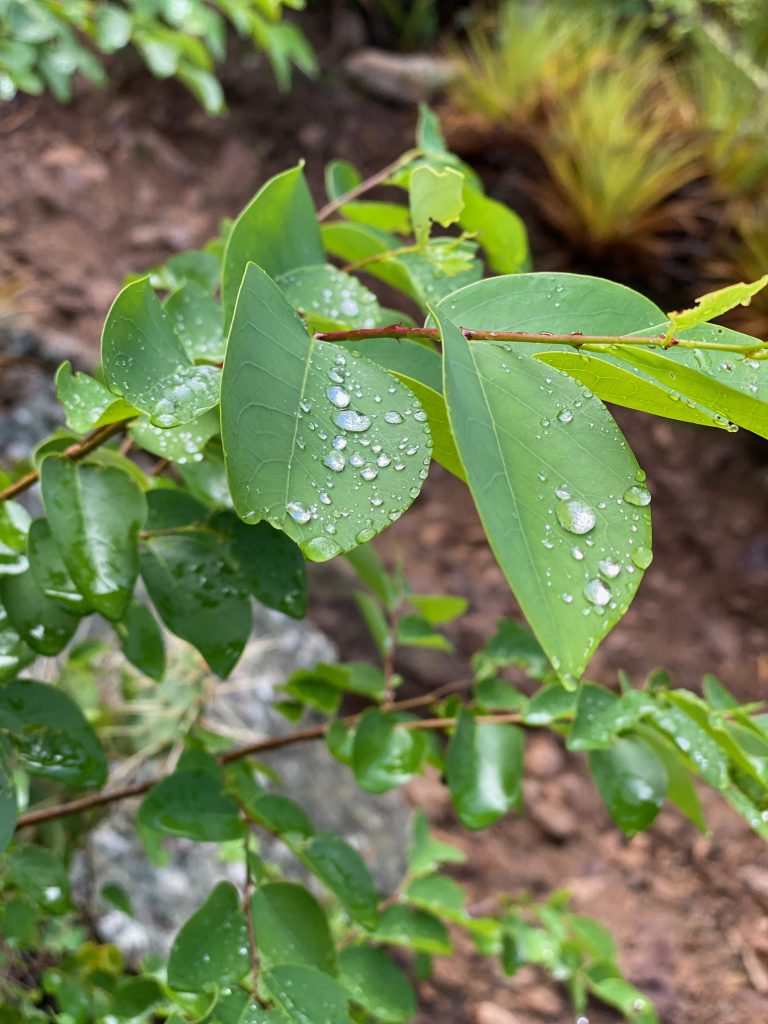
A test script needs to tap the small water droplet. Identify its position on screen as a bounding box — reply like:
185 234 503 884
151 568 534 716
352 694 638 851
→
325 452 345 472
286 502 311 524
556 499 597 535
336 410 371 432
571 546 585 561
584 578 611 606
623 484 651 506
598 558 621 578
632 546 653 569
384 411 403 424
557 409 574 424
327 385 350 409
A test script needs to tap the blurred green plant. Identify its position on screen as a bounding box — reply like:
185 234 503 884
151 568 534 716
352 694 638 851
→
0 0 316 113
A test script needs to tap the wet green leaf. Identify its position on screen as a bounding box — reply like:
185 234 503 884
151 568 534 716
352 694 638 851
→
164 281 225 363
138 769 245 842
338 945 417 1023
55 361 136 434
373 904 451 955
352 710 427 793
27 518 90 612
277 264 382 330
0 568 79 655
129 409 220 464
263 965 352 1024
299 833 379 928
167 881 250 992
117 601 166 680
0 602 34 683
0 737 17 854
446 710 523 829
589 737 667 836
250 882 336 973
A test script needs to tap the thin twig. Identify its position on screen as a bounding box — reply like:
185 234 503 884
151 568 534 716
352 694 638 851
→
316 151 418 222
242 836 260 996
0 419 131 503
14 679 472 830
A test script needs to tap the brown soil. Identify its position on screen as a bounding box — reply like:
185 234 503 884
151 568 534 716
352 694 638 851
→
2 18 768 1024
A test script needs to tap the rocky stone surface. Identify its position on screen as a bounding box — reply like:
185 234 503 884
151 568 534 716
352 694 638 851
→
344 48 458 105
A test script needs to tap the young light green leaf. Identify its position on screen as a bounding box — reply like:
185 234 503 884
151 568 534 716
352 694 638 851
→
649 703 729 789
263 965 352 1024
352 710 427 793
416 104 448 155
665 275 768 340
298 833 379 928
129 409 220 464
0 679 106 788
41 458 147 621
338 946 417 1023
222 165 324 329
277 264 382 330
589 737 667 836
221 264 431 561
373 904 452 955
341 200 412 235
140 532 252 678
55 361 136 434
405 873 467 920
407 809 466 877
325 158 362 202
459 184 530 274
437 308 651 684
117 601 166 681
167 881 250 992
138 769 245 842
446 710 523 829
321 221 415 297
102 277 221 427
409 165 465 247
0 568 79 655
393 375 466 480
397 614 453 651
250 882 336 973
409 594 468 625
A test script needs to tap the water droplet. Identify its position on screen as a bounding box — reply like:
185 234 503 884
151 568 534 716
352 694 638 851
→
361 466 378 481
286 502 311 524
332 435 347 450
327 385 350 408
556 499 597 535
349 452 365 468
304 535 341 560
324 452 345 472
414 410 427 422
598 558 621 578
299 398 312 414
336 410 371 432
376 453 392 468
584 578 611 606
562 593 574 603
571 546 585 560
557 409 574 424
632 546 653 569
384 411 403 424
623 484 651 506
328 368 345 384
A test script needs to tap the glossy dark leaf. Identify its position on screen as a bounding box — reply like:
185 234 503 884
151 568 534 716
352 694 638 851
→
338 945 417 1023
138 769 245 842
352 710 427 793
117 601 166 681
589 737 667 836
298 832 379 928
446 710 523 829
250 882 336 973
0 567 79 655
263 965 352 1024
167 881 250 992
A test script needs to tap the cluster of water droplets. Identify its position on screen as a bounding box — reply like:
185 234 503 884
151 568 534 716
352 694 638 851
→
273 351 431 560
278 265 380 329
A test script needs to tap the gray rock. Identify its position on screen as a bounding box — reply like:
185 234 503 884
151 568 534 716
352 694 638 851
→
74 606 411 962
343 48 458 105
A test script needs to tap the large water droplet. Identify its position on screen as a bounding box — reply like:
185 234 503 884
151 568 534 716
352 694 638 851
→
304 535 341 560
584 578 611 606
632 546 653 569
557 409 574 424
623 484 651 506
327 385 350 409
336 410 371 432
598 558 621 578
332 435 347 450
384 411 403 424
556 499 597 535
286 502 311 524
325 452 345 472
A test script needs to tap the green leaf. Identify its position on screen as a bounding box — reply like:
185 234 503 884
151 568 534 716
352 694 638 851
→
589 737 667 836
346 543 401 610
263 965 352 1024
277 264 382 330
0 498 31 572
397 614 453 651
567 684 644 751
0 568 79 655
94 3 132 51
409 165 465 247
5 844 71 912
389 374 466 480
637 726 707 833
101 882 133 916
446 710 523 829
373 904 451 955
338 338 442 393
437 308 651 685
473 678 529 712
522 683 577 724
40 457 147 621
129 409 220 464
144 488 209 530
416 104 448 155
138 770 245 841
665 275 768 339
27 518 90 612
473 618 550 682
0 738 17 854
0 602 34 683
702 674 739 711
117 601 166 680
649 703 729 789
352 710 427 793
140 532 252 678
222 165 324 330
407 809 466 877
568 914 617 961
341 201 412 236
298 833 379 928
409 594 468 625
325 158 362 202
459 184 530 275
405 873 467 920
250 882 336 973
55 361 135 434
241 792 314 838
321 222 415 297
102 277 221 427
111 977 164 1020
167 882 250 992
164 281 225 363
0 679 106 788
338 946 417 1023
221 264 431 561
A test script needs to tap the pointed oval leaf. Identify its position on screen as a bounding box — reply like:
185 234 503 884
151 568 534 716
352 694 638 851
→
0 568 79 655
0 498 31 573
102 278 220 427
250 882 336 973
5 844 71 912
373 904 451 955
27 519 90 612
589 737 667 836
299 833 379 928
117 601 166 681
0 679 106 788
325 158 362 202
41 458 146 621
140 532 252 678
352 709 427 793
338 946 417 1023
223 165 324 330
138 769 245 841
437 310 651 683
263 965 352 1024
55 361 136 434
221 264 431 562
167 881 250 992
164 281 225 362
446 710 523 830
277 264 382 330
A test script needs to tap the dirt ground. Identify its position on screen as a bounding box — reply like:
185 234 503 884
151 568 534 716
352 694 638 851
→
2 17 768 1023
